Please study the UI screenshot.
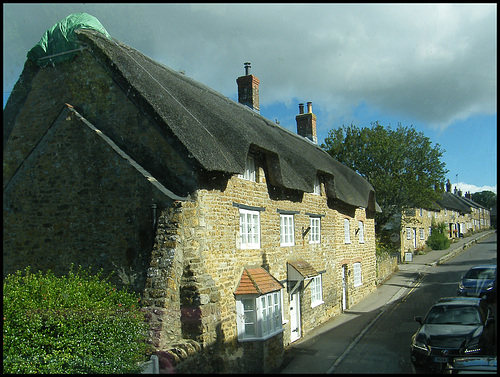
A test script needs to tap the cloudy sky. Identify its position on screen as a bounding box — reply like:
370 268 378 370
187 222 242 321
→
3 3 497 194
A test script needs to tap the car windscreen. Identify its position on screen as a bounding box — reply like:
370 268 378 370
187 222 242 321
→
464 268 496 280
425 305 481 325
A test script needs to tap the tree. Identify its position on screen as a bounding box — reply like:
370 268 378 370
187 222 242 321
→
321 122 448 232
3 266 151 374
471 190 497 210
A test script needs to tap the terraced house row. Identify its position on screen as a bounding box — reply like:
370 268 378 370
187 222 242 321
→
396 180 491 259
3 14 380 373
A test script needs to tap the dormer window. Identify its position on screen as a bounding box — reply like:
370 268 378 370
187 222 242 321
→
238 155 256 182
312 176 321 195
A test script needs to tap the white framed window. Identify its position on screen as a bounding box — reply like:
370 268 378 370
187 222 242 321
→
419 228 425 239
238 155 256 182
358 220 364 243
419 208 423 217
241 297 256 337
310 275 323 308
236 291 283 341
429 227 432 236
280 214 295 246
406 227 411 240
309 217 321 244
239 209 260 249
353 262 362 287
344 218 351 244
312 176 321 195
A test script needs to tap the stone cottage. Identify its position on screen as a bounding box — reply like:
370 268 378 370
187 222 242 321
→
395 180 491 259
3 14 380 373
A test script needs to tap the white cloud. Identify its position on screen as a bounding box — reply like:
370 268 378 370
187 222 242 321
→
3 3 496 132
455 182 497 195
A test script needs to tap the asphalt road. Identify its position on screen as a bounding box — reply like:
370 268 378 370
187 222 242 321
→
278 230 496 374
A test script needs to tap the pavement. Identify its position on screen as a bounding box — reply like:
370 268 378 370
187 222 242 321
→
276 230 497 374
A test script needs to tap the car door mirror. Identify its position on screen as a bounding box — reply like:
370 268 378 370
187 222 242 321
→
414 316 422 324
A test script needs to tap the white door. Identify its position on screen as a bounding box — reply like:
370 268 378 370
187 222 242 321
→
413 228 417 249
341 265 348 311
290 292 301 342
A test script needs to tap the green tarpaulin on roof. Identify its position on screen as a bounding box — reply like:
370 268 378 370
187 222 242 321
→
27 12 111 66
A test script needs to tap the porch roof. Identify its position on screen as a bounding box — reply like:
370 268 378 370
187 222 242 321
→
234 267 283 295
287 260 319 281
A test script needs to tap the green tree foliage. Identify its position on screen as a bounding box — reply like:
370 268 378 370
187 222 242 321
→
321 122 448 231
426 221 450 250
3 266 151 374
471 190 497 210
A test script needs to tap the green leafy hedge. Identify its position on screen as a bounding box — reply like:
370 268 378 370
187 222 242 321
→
3 266 151 374
426 222 451 250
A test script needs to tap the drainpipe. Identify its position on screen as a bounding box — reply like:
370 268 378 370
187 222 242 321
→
150 204 157 230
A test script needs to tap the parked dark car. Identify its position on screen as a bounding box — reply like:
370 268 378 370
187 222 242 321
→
458 265 497 302
411 297 495 373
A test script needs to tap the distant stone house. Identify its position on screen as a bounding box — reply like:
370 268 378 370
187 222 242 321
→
3 14 380 374
397 180 491 258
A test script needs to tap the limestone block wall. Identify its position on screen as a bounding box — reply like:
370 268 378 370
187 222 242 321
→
400 208 435 254
178 162 377 359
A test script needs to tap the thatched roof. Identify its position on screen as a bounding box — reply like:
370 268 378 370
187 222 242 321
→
9 26 380 211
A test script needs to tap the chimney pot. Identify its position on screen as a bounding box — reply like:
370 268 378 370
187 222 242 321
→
296 102 317 144
307 102 313 113
244 62 251 75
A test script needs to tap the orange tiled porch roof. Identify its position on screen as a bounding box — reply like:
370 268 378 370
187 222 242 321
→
234 267 283 295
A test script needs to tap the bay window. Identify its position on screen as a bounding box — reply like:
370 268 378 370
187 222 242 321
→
236 290 283 341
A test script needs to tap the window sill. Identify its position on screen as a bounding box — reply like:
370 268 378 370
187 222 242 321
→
238 327 284 342
240 245 261 250
311 300 324 308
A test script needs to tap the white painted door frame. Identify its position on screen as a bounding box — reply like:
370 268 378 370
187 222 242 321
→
342 264 348 311
290 291 301 342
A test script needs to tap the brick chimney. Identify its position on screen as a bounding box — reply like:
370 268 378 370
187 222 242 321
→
236 62 260 113
296 101 317 144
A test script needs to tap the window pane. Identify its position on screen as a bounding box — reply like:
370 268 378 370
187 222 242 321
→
344 219 350 243
310 217 320 243
261 296 268 335
273 292 280 328
240 210 260 248
311 275 322 305
281 215 294 246
353 263 362 287
243 299 256 336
